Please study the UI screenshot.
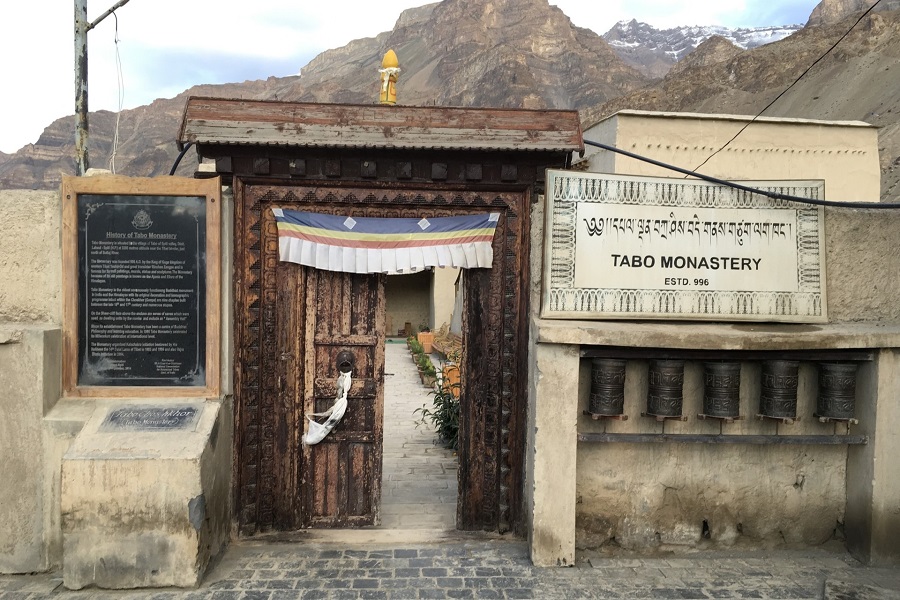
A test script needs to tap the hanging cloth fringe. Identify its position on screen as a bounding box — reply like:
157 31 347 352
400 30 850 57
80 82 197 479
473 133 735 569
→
302 371 352 446
272 209 500 274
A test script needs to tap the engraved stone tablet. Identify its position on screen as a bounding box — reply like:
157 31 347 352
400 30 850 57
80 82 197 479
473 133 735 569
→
542 170 826 322
76 195 207 386
99 405 202 432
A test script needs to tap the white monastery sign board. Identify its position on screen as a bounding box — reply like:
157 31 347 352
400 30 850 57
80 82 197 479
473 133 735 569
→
541 171 826 322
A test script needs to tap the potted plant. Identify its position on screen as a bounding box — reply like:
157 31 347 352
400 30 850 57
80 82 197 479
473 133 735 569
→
414 377 461 450
416 352 437 387
417 324 434 354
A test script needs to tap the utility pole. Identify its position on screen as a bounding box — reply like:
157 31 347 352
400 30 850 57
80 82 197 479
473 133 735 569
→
74 0 132 176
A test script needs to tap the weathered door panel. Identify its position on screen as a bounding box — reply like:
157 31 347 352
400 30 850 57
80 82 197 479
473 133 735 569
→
272 259 305 530
300 269 384 527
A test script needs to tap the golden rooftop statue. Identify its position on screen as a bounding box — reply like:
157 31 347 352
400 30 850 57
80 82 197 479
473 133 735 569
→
379 49 400 105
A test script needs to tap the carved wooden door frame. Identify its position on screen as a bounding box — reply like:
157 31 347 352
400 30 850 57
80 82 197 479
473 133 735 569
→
233 178 530 534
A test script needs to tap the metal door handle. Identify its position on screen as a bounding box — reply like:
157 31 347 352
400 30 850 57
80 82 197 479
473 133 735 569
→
336 350 354 374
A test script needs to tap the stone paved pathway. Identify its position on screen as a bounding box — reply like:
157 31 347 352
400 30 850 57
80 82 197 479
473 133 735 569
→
2 539 899 599
380 340 457 530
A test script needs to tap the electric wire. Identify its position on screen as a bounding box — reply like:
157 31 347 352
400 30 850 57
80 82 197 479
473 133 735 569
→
169 142 193 175
107 12 125 174
690 0 885 174
584 139 900 209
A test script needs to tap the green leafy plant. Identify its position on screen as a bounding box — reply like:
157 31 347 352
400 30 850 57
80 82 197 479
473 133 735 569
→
415 378 461 450
416 352 436 377
408 338 423 355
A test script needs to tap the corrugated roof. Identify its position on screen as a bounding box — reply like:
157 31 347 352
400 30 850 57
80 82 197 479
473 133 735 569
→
178 97 584 153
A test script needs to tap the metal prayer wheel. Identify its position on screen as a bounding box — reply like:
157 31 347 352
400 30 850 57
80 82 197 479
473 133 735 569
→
759 360 799 420
589 359 626 416
817 362 858 420
703 362 741 418
647 360 685 417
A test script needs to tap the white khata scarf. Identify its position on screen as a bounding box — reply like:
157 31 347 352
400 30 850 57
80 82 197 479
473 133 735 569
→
302 370 351 445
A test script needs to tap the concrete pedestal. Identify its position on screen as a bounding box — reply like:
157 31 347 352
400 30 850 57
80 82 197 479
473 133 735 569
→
526 341 579 567
61 399 230 589
0 326 61 574
846 349 900 565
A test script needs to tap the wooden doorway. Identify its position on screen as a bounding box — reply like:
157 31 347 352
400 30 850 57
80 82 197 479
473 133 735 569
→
278 265 385 528
233 180 529 535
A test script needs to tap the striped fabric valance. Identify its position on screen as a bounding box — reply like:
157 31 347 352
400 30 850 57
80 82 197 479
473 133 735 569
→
272 209 500 274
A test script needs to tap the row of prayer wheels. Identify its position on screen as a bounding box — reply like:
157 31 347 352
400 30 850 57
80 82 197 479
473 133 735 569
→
588 358 858 423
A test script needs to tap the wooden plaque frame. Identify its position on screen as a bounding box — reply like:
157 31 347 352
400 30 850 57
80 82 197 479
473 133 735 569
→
61 175 221 398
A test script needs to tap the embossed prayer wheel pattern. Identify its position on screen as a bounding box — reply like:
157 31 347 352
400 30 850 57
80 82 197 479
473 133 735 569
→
589 359 626 415
759 360 799 419
817 362 858 420
647 360 684 417
703 362 741 418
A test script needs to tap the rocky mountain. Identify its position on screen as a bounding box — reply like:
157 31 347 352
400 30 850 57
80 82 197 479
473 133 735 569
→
665 35 744 78
292 0 646 108
1 0 898 201
0 0 648 191
585 8 900 202
0 79 283 190
603 20 802 78
807 0 900 25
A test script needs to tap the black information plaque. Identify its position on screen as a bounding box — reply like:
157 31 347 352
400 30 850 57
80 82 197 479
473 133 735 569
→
77 195 207 386
99 405 202 432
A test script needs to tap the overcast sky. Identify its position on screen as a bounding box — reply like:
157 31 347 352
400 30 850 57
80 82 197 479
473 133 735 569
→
0 0 819 154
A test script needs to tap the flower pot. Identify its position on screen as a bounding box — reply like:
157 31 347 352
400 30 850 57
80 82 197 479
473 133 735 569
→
442 364 461 398
418 368 436 386
417 331 434 354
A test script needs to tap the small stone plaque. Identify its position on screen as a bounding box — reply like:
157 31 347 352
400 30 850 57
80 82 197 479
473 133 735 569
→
99 405 202 432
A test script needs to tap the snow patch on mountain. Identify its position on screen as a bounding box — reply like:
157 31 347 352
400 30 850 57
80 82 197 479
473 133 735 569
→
604 19 802 63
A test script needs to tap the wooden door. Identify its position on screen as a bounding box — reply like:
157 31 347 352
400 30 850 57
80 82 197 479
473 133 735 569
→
235 181 528 535
236 202 384 532
299 269 385 527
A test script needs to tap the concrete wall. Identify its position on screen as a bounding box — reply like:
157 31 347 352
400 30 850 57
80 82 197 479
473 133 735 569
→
431 266 459 330
385 270 430 335
0 185 233 584
0 190 62 323
581 110 881 202
0 190 67 574
0 326 61 573
384 266 457 336
575 359 846 550
825 208 900 322
846 350 900 565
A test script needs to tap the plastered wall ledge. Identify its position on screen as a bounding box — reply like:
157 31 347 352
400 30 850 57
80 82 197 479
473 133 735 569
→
0 327 24 344
0 323 61 344
44 400 97 437
534 319 900 350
